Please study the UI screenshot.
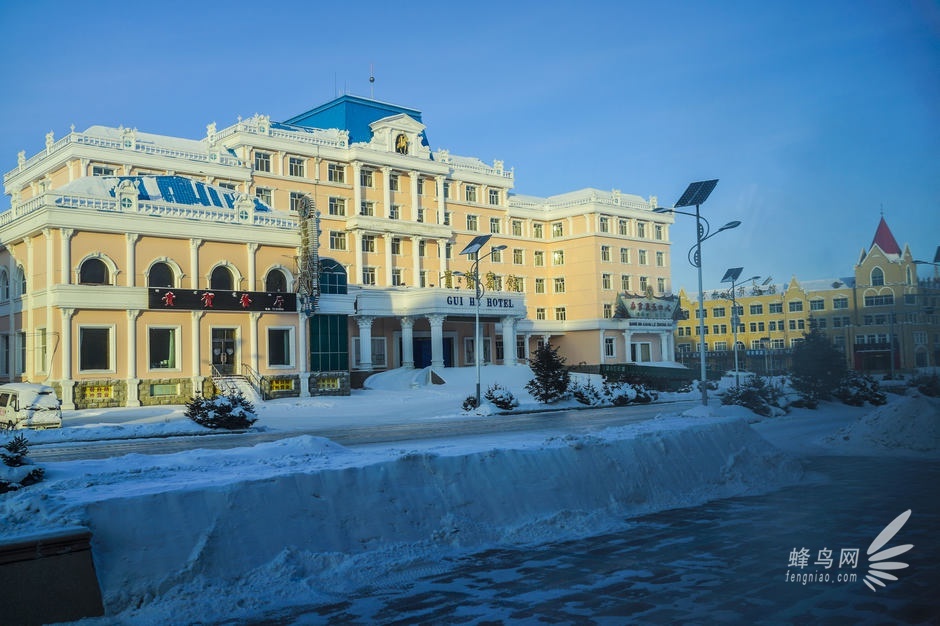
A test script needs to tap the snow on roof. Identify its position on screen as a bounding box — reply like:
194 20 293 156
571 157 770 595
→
53 175 271 212
83 124 210 154
510 188 650 210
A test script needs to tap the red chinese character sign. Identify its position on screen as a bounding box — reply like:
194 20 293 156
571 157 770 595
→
613 293 680 320
149 288 296 312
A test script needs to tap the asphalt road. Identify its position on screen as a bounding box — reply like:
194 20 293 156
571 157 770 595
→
28 400 698 462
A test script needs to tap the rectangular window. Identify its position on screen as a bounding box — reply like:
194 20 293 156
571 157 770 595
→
389 173 399 191
534 251 545 267
657 277 666 293
533 223 544 239
555 307 567 321
864 294 895 306
602 273 612 290
465 185 477 202
288 157 305 177
769 302 783 314
552 250 565 265
713 307 726 318
655 251 665 267
362 234 376 252
329 231 347 250
654 224 664 240
254 151 271 172
601 246 611 262
92 165 115 176
488 189 500 205
268 328 293 367
513 249 524 265
810 299 825 311
360 169 374 187
352 337 387 368
535 278 545 294
554 277 566 293
416 208 425 223
621 275 631 292
418 240 426 257
833 297 849 309
638 250 648 265
512 220 523 236
618 219 628 236
599 216 610 233
391 238 401 255
392 269 404 286
80 327 111 371
714 341 728 351
639 276 648 291
148 328 179 369
328 197 346 216
637 222 647 238
289 192 305 213
328 163 345 183
360 201 375 216
443 181 451 199
255 187 272 206
490 217 501 233
466 215 478 231
604 337 615 357
604 303 613 319
750 304 764 315
362 267 376 285
443 211 452 226
490 247 502 262
789 301 804 312
389 205 400 219
552 222 564 237
536 307 546 320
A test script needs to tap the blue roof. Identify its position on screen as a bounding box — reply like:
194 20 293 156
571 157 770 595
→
283 94 431 148
55 176 271 212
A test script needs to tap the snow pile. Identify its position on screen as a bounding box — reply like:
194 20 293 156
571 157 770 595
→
824 393 940 456
0 416 800 620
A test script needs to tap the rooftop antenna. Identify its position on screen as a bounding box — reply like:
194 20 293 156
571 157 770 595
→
370 64 375 99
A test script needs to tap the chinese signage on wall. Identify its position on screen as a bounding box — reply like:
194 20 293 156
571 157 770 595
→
148 288 297 312
613 293 679 320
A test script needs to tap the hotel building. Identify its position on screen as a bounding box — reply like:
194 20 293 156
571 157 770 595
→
1 95 678 409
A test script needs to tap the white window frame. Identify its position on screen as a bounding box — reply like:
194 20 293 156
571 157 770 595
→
147 325 182 371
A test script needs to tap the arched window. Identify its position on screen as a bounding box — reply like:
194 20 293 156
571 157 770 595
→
79 258 109 285
906 266 913 285
0 270 8 301
210 266 234 290
871 267 884 286
265 269 287 292
319 258 348 295
148 262 175 288
15 266 26 296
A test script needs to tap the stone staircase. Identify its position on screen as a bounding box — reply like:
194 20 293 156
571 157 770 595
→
212 375 263 403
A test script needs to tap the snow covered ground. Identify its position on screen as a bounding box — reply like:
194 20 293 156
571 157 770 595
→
1 366 937 624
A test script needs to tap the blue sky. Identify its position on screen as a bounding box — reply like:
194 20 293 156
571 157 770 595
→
1 0 937 292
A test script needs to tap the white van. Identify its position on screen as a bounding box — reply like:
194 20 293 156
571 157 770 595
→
0 383 63 430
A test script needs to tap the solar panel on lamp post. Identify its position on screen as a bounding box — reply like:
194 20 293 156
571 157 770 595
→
654 179 740 406
721 267 761 388
455 235 508 408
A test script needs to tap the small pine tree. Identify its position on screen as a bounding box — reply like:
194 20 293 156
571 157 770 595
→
525 342 570 403
790 323 847 405
185 392 258 430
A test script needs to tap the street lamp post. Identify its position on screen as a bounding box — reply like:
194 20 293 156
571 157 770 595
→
455 235 507 408
654 179 740 406
721 268 761 388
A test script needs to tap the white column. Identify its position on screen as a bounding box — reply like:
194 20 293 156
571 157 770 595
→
60 308 75 409
382 166 392 218
524 333 532 362
247 242 259 291
401 317 415 368
190 239 202 289
352 162 362 217
60 228 74 284
412 236 422 287
125 233 139 287
599 330 606 364
357 316 375 371
436 175 446 222
501 316 517 365
410 170 420 222
250 312 260 374
191 311 204 394
439 238 448 274
384 234 394 286
623 329 633 362
353 231 363 285
428 314 445 368
126 309 141 406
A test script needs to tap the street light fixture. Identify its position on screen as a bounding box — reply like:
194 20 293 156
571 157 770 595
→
654 179 741 406
455 234 508 408
721 267 761 388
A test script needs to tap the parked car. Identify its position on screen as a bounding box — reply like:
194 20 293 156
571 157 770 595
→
0 383 62 430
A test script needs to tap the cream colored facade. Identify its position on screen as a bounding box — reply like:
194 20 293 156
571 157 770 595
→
674 219 940 376
1 95 680 408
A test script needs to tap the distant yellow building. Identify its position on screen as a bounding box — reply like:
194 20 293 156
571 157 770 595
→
674 218 940 376
1 95 682 408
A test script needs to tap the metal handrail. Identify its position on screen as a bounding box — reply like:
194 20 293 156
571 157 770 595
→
241 363 268 400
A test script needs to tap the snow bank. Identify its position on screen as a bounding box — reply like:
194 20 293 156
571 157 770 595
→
2 416 801 619
823 394 940 456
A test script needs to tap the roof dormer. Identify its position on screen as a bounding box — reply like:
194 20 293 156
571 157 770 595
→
369 114 430 159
